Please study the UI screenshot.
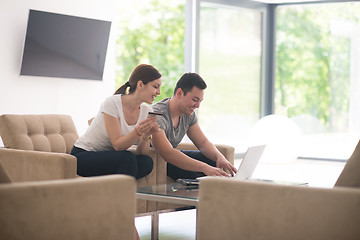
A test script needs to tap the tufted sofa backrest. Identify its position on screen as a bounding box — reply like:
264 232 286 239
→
0 114 79 154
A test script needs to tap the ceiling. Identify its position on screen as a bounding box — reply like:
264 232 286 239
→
252 0 326 3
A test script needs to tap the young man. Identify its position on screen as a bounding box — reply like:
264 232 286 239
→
151 73 237 180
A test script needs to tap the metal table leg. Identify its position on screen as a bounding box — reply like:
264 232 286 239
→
151 212 159 240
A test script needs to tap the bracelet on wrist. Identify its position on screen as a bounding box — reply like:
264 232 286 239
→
135 127 141 136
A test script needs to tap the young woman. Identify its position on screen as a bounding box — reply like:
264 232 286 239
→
71 64 162 179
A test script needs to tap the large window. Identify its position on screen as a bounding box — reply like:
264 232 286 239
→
115 0 185 100
114 0 360 159
197 2 264 152
275 2 360 159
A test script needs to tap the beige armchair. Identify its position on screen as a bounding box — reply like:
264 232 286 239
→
197 140 360 240
0 114 78 180
197 178 360 240
0 160 137 240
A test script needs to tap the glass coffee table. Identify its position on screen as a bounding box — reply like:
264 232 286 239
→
136 182 199 240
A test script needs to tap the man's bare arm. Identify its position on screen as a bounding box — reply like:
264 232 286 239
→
151 129 229 176
187 123 237 176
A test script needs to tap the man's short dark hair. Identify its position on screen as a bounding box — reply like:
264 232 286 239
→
173 73 207 95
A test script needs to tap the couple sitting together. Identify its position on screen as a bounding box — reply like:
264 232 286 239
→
71 64 237 182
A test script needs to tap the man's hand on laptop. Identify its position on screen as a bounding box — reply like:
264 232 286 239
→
203 165 231 177
216 157 237 177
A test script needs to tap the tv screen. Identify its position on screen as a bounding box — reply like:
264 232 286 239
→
20 10 111 80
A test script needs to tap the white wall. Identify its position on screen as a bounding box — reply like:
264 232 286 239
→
0 0 117 138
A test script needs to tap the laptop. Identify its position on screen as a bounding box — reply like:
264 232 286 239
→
236 145 307 185
232 144 266 180
177 145 266 185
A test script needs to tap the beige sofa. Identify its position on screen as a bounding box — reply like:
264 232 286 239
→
197 140 360 240
197 178 360 240
0 160 137 240
0 114 234 214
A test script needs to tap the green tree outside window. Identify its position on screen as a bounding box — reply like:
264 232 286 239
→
115 0 185 101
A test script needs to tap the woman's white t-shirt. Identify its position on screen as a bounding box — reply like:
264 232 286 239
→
75 94 152 151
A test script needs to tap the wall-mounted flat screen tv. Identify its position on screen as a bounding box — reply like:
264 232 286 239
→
20 9 111 80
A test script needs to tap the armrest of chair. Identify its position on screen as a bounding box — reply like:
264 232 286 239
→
127 146 164 213
197 178 360 240
127 146 161 187
0 148 76 182
0 175 136 240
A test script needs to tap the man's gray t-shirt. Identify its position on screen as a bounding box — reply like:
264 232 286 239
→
152 98 197 148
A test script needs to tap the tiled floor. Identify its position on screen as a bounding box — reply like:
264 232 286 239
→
136 158 346 240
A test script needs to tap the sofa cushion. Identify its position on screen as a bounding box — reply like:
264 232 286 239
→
0 114 78 154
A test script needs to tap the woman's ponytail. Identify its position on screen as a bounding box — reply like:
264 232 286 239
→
114 82 131 95
114 64 161 95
